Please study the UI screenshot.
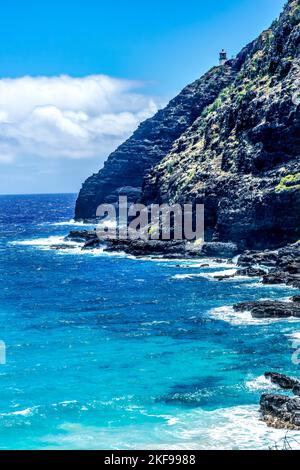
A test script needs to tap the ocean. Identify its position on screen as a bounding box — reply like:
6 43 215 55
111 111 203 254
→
0 193 299 450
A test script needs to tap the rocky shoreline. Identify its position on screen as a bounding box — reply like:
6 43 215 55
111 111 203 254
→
65 231 300 287
63 230 300 320
260 372 300 430
233 299 300 319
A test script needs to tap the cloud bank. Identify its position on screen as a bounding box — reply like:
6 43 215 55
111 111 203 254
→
0 75 160 163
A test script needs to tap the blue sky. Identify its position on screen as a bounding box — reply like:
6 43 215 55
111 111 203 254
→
0 0 286 194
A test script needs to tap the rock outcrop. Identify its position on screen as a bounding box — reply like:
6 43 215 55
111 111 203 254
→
265 371 300 391
238 242 300 288
260 394 300 429
260 372 300 430
260 372 300 429
233 299 300 318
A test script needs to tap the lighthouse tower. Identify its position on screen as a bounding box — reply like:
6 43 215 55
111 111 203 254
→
219 49 227 65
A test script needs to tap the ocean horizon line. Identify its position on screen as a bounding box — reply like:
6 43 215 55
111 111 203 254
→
0 192 77 197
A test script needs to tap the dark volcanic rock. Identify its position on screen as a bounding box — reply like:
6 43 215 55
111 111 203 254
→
236 266 267 277
199 242 239 258
50 244 77 251
213 273 236 281
263 272 300 288
293 384 300 396
237 242 300 287
83 238 101 249
260 393 300 429
101 239 202 258
237 250 278 267
66 230 97 242
265 371 300 390
233 300 300 318
262 272 288 284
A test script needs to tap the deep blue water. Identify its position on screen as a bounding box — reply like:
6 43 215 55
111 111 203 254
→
0 193 299 449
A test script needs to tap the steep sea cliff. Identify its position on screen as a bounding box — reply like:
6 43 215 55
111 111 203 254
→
75 0 300 251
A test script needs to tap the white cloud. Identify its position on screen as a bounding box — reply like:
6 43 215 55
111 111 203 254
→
0 75 160 162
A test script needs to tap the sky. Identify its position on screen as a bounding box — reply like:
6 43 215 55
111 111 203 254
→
0 0 286 195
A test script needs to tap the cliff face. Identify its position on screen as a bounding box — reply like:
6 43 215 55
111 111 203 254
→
75 62 240 219
142 0 300 249
76 0 300 250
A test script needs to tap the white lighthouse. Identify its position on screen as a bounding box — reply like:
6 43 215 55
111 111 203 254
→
219 49 227 65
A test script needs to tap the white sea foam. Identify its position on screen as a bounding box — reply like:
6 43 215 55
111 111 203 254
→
0 406 38 417
176 260 237 269
167 417 179 426
9 235 79 248
10 408 33 416
37 405 300 450
59 247 137 260
286 331 300 340
209 306 256 325
141 320 171 326
9 235 141 260
9 235 90 255
209 305 300 326
232 254 240 264
49 219 95 227
245 375 278 391
171 268 260 283
195 405 300 450
249 281 298 290
171 267 236 279
172 273 204 280
278 296 293 302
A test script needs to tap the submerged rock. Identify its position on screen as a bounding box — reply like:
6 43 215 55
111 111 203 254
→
213 273 236 281
49 244 77 250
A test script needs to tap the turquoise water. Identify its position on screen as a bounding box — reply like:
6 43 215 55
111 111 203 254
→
0 193 299 450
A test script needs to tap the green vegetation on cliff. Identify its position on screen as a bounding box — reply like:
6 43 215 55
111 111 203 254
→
275 174 300 192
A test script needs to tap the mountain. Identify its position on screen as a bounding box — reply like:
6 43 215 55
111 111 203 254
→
75 0 300 250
